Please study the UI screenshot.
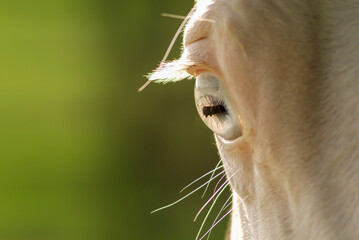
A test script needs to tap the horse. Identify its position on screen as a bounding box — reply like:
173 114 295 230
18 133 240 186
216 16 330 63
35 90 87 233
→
146 0 359 239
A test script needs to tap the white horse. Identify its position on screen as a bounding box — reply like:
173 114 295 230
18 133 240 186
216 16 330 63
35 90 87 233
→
147 0 359 239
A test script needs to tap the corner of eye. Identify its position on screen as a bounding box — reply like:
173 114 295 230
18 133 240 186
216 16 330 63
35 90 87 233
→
184 66 197 77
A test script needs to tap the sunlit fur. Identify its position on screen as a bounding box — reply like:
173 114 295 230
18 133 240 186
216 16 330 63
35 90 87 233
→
151 0 359 239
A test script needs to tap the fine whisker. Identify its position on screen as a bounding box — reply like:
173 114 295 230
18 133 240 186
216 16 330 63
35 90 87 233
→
195 182 230 240
205 194 233 240
221 197 233 211
201 160 223 198
138 80 151 92
161 13 186 20
213 171 227 194
180 166 224 193
201 194 251 240
194 177 228 222
158 6 193 65
161 13 215 23
195 169 239 240
151 170 225 214
199 207 234 240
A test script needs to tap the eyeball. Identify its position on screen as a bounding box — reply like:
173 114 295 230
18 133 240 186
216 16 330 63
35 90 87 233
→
194 73 242 140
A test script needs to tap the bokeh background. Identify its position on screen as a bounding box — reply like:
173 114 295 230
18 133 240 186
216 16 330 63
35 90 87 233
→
0 0 230 239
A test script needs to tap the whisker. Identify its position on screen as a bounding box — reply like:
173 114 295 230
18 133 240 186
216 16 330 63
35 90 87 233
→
194 177 227 222
200 194 251 240
212 172 227 194
195 182 230 240
201 160 222 198
194 17 215 23
161 13 186 20
138 7 196 92
195 169 239 240
151 170 225 214
180 166 224 193
161 13 214 23
195 168 239 222
205 194 233 240
138 80 151 92
222 197 233 211
199 207 234 240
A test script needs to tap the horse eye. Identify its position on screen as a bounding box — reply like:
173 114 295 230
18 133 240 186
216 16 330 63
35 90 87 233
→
194 73 242 140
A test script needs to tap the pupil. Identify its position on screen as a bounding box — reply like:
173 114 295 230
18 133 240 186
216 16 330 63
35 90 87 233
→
202 105 226 117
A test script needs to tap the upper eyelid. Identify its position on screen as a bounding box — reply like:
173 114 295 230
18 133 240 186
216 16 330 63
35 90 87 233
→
185 63 215 77
185 64 200 76
183 37 218 77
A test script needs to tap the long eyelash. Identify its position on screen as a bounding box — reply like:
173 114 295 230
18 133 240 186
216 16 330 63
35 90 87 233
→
145 60 195 84
138 7 196 91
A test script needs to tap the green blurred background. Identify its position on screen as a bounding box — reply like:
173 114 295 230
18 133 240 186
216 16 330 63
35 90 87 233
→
0 0 229 239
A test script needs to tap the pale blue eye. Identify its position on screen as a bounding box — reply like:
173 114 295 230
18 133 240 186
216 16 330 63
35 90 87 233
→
194 73 242 140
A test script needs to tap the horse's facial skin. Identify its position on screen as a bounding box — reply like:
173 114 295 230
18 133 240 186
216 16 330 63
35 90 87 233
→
182 0 359 239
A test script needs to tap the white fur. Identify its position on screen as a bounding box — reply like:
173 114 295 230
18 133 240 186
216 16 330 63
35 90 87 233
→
181 0 359 239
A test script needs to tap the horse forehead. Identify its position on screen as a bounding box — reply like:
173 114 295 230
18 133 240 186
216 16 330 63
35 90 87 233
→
184 0 221 47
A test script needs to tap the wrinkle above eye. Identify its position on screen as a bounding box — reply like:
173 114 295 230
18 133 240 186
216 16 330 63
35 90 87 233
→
184 25 210 46
183 4 212 46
